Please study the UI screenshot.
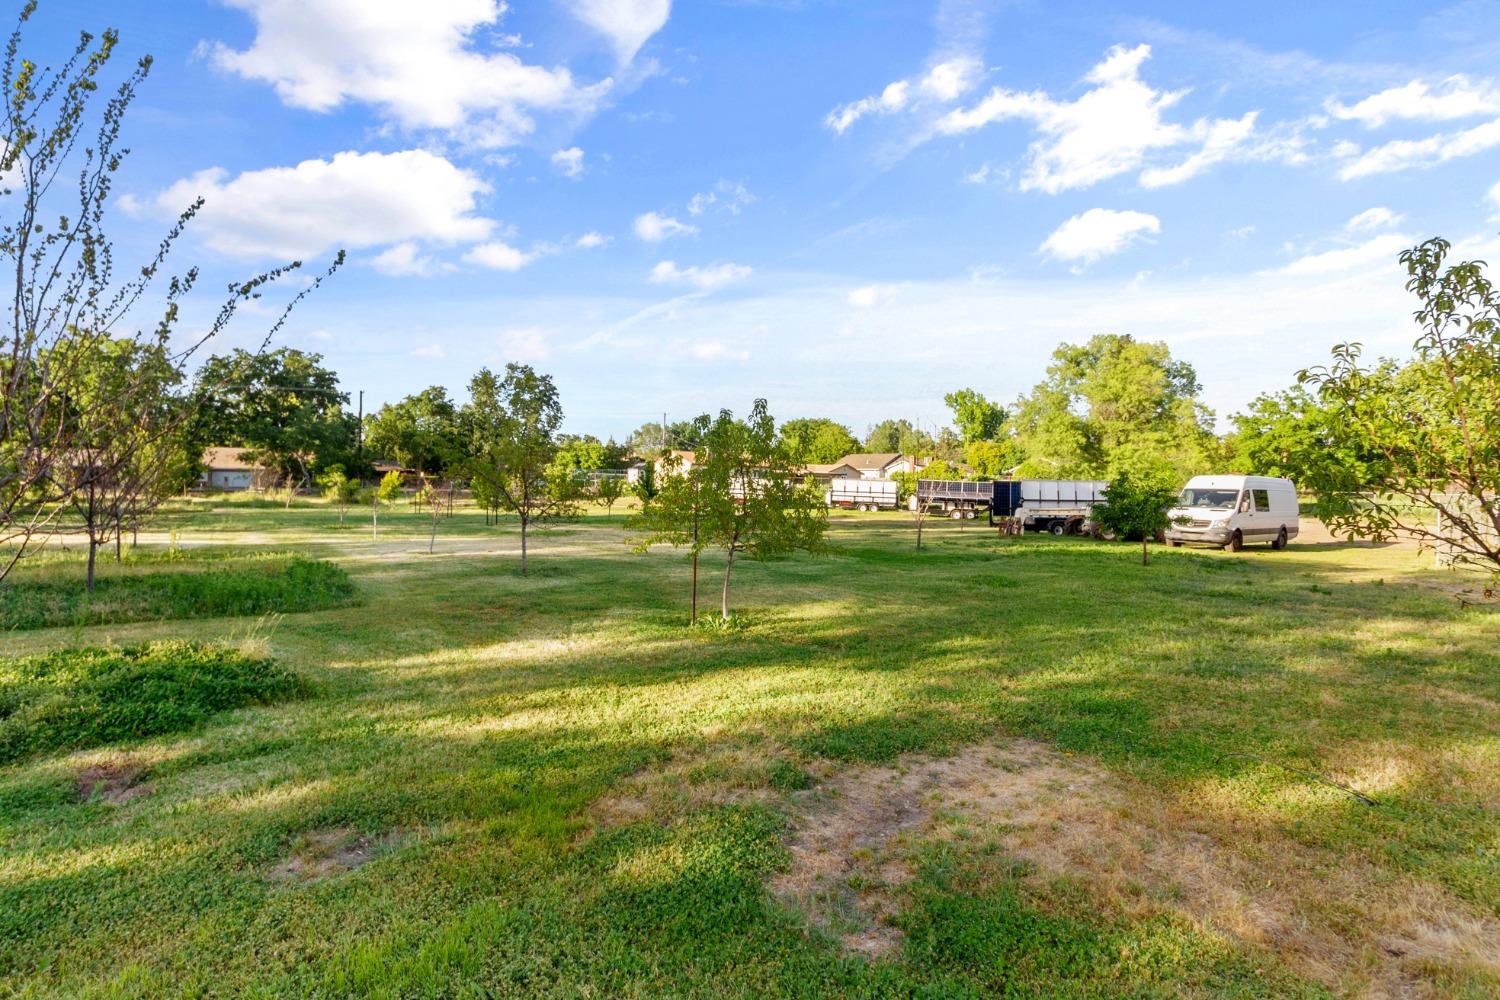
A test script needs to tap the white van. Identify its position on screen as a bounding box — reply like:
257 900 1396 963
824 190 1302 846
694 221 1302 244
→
1165 475 1299 551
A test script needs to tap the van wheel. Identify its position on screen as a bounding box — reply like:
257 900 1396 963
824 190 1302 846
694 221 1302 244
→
1228 530 1243 552
1272 527 1287 550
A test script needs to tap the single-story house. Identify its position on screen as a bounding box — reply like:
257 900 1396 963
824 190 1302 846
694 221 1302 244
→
198 447 274 491
623 458 648 485
835 453 930 480
800 461 861 485
371 460 422 488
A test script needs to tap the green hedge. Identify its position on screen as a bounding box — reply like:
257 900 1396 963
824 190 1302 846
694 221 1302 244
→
0 641 310 763
0 556 356 630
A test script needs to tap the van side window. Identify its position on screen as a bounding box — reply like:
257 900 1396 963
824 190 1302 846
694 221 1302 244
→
1252 489 1270 512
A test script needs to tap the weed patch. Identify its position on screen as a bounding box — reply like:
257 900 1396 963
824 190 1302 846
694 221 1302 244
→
0 555 356 630
0 641 310 763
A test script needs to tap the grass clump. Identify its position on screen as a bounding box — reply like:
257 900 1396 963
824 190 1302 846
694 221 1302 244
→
0 640 310 763
0 555 356 630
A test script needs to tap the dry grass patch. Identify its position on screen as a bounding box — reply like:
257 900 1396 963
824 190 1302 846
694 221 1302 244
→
775 739 1500 997
74 760 152 805
267 826 404 884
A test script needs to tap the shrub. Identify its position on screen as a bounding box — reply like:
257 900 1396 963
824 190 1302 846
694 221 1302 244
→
0 641 310 763
0 556 356 630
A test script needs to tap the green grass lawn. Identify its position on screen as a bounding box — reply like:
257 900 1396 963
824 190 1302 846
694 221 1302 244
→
1 496 1496 998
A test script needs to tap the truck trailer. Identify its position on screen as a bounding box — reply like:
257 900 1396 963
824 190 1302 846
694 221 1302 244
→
913 478 1109 533
825 477 901 511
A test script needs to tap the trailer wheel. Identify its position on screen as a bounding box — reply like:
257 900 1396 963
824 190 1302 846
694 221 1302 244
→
964 510 976 520
1050 522 1066 536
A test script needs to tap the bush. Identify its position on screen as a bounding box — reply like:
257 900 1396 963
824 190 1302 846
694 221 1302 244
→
0 641 310 763
0 556 356 630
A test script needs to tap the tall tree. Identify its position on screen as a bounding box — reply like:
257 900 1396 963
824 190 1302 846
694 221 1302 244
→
863 418 934 456
0 4 336 581
1008 334 1216 480
943 389 1006 445
461 364 578 575
778 417 859 464
193 348 356 500
362 386 462 476
1300 238 1500 594
638 401 826 620
1228 387 1375 486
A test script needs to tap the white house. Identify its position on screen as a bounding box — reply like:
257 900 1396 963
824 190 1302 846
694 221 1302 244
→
835 453 930 480
198 447 272 491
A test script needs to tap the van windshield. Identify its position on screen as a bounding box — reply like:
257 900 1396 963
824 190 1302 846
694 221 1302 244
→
1177 488 1239 510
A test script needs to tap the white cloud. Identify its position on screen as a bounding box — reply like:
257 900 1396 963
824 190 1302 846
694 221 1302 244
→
410 342 446 359
1326 75 1500 128
371 242 447 277
576 231 611 249
688 339 749 363
463 241 536 271
551 147 585 178
211 0 613 147
827 80 910 133
826 56 982 134
497 326 551 362
649 260 751 290
634 211 696 242
148 149 492 259
688 179 754 216
1040 208 1160 266
847 284 896 308
1276 233 1412 276
1490 180 1500 213
562 0 671 64
918 57 983 102
1336 116 1500 179
1345 207 1402 232
937 44 1275 193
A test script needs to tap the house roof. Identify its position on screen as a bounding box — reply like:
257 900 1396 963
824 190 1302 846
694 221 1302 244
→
836 452 912 471
200 446 260 471
802 462 856 475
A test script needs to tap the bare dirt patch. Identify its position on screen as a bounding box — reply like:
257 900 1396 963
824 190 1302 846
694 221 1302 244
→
775 740 1500 997
267 826 401 884
75 761 152 804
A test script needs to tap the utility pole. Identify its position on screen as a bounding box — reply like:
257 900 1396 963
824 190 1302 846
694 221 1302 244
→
356 389 364 467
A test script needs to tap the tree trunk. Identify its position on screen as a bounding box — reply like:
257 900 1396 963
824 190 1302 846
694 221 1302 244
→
114 527 122 562
519 516 528 575
372 498 378 540
428 513 438 554
720 546 736 620
86 537 98 593
339 504 346 527
691 550 699 624
1141 536 1149 566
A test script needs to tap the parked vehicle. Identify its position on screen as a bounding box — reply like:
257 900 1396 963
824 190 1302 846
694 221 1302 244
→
1013 479 1109 535
826 477 900 511
1165 475 1299 551
911 479 1108 531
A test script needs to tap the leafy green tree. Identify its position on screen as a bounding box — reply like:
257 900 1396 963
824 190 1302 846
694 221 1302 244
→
1228 388 1374 486
965 439 1020 478
594 474 626 520
1008 334 1215 480
944 389 1006 445
460 364 579 575
362 387 462 476
630 435 713 622
371 469 403 540
625 419 704 457
1300 238 1500 592
193 348 356 501
778 418 859 464
316 465 360 526
552 435 608 481
636 401 827 620
632 460 658 502
0 6 336 582
1094 469 1182 565
863 418 934 456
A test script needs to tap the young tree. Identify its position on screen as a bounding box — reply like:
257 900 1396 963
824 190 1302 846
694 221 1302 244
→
0 6 337 581
639 401 827 620
632 459 658 502
460 364 578 575
414 481 442 553
631 443 713 622
1300 238 1500 593
317 465 359 526
372 469 402 540
1093 469 1181 565
594 473 626 521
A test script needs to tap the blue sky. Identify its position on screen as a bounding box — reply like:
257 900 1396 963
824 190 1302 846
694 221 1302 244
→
27 0 1500 438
